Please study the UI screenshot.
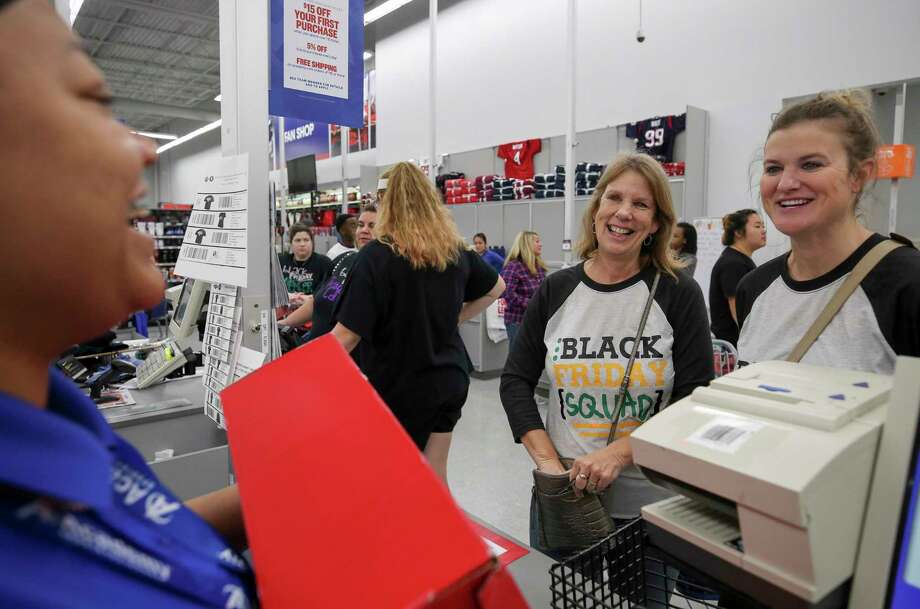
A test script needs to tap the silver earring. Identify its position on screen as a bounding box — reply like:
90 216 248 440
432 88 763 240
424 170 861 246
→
643 234 654 246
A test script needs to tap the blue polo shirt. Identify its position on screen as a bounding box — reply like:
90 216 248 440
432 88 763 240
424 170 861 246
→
0 368 256 608
481 249 505 274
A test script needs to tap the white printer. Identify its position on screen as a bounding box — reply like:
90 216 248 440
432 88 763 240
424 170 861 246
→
630 359 917 607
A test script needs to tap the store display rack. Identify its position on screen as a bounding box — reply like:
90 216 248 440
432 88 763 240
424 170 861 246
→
134 206 192 286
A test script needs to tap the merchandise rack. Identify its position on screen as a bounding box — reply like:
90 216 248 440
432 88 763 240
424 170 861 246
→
549 519 765 609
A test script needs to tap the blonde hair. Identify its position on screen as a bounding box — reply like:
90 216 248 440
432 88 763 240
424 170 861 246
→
576 153 683 280
375 162 465 271
506 231 547 276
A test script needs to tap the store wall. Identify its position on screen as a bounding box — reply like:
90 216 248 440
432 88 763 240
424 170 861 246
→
155 120 221 206
376 0 920 226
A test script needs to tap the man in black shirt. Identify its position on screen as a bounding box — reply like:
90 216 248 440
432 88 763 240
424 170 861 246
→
279 223 332 305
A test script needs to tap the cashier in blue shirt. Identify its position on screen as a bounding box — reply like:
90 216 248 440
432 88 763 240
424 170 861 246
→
0 2 254 607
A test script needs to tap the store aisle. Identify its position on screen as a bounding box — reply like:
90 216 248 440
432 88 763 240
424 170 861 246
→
448 374 536 542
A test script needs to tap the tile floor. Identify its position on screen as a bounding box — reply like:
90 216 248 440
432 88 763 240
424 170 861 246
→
447 373 538 543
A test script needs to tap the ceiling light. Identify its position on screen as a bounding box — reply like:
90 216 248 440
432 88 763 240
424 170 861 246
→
156 120 222 155
364 0 416 25
363 51 373 61
214 94 222 102
132 130 178 141
69 0 85 25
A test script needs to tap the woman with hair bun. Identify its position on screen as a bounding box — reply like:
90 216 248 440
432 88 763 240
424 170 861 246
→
737 90 920 371
708 209 766 345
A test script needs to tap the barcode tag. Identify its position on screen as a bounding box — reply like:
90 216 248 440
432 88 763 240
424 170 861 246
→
185 246 209 260
687 417 764 454
191 212 217 226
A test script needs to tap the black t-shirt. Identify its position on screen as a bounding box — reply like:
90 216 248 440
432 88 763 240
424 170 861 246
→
336 240 498 408
736 233 920 373
279 252 332 296
709 247 756 345
307 250 358 342
625 114 686 162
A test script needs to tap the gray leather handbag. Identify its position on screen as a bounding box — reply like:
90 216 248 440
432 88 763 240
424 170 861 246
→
532 271 661 555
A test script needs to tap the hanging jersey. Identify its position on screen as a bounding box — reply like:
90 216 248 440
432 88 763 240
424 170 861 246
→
625 114 686 162
497 139 542 179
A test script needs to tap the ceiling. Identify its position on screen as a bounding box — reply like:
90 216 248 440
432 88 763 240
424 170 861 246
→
75 0 385 135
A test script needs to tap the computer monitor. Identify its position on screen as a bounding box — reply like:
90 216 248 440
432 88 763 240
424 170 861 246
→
849 356 920 609
286 154 317 195
168 278 209 340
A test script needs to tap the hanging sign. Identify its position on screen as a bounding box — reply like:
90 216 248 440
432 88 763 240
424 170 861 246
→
279 117 331 160
876 144 916 179
270 0 364 127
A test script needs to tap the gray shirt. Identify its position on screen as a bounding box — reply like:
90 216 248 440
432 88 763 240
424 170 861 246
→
500 263 713 518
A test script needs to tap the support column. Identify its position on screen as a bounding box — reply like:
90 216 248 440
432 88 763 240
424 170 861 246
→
219 0 271 355
563 0 577 263
889 82 908 235
429 0 438 183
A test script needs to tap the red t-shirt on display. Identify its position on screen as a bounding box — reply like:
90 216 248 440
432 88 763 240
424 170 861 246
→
497 139 541 179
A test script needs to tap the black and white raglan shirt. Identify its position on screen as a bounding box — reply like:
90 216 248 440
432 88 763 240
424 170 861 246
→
500 263 713 519
736 233 920 374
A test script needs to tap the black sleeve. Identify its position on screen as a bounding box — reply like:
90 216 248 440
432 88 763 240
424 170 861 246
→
314 254 333 287
667 276 715 404
335 244 389 340
625 123 637 139
718 258 751 299
735 273 756 330
499 281 550 442
463 249 499 301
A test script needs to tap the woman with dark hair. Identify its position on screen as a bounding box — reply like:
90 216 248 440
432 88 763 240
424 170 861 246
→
332 162 505 483
737 90 920 371
280 223 333 306
0 2 254 605
473 232 504 273
670 221 698 277
708 209 765 345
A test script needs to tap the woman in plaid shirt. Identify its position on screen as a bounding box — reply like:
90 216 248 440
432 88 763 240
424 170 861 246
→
501 231 548 346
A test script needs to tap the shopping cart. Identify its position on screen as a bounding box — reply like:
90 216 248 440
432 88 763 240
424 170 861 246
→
549 519 765 609
712 339 738 378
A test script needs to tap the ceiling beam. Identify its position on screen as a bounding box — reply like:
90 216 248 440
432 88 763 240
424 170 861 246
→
76 15 218 46
112 98 220 122
96 0 217 26
80 35 219 64
95 56 220 82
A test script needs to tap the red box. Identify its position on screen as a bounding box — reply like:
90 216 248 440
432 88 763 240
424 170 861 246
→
221 336 529 609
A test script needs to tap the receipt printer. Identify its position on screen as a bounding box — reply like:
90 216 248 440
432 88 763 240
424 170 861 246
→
631 360 892 606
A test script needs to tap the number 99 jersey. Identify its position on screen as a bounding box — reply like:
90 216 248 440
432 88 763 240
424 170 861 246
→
625 113 686 163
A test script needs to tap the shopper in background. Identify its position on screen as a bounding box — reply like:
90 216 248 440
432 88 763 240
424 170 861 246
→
280 223 333 306
473 232 505 273
737 90 920 371
670 221 698 277
500 153 712 555
0 2 254 605
501 231 547 347
708 209 765 345
279 204 378 342
326 213 358 260
332 162 505 483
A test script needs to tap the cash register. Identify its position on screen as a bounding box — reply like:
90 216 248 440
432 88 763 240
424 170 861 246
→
135 279 208 388
630 357 920 609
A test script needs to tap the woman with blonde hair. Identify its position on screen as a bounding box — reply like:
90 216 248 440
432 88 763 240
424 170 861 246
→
501 231 547 347
500 152 712 558
333 162 505 482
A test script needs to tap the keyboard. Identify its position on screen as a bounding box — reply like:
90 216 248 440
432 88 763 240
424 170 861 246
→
136 338 188 389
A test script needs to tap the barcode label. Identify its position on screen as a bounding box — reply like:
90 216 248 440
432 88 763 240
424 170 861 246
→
184 246 209 260
211 232 230 245
701 425 746 445
192 212 217 225
217 196 234 209
687 417 764 454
